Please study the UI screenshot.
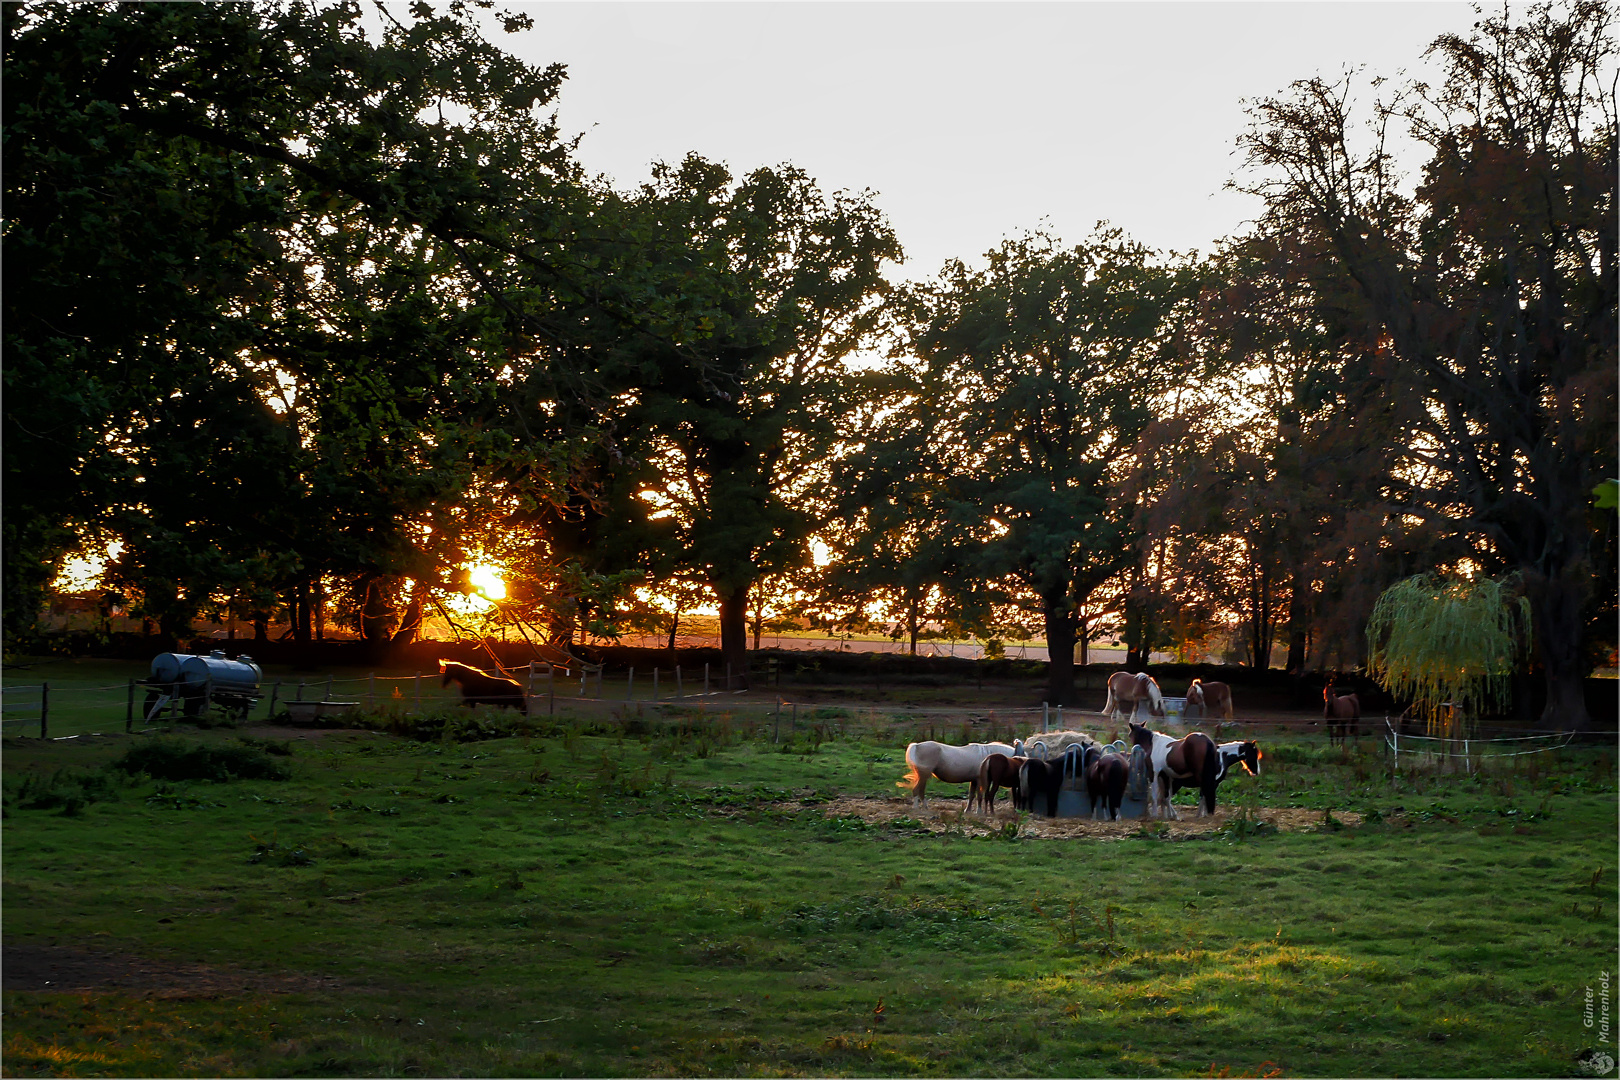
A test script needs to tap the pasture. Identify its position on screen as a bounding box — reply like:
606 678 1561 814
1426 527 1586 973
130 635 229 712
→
2 676 1616 1077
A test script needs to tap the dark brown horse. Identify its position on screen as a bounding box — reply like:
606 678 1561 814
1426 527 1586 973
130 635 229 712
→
440 660 527 713
1324 689 1360 746
973 753 1029 814
1082 745 1129 821
1019 757 1067 817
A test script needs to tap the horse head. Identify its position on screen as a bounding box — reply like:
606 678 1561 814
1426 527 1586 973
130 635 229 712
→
1127 720 1153 750
1235 740 1262 777
438 659 454 686
1142 674 1165 715
1186 679 1204 707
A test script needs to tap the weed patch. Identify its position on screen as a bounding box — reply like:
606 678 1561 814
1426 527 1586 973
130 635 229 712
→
110 739 291 782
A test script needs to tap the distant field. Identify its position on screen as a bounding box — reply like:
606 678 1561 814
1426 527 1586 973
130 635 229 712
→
2 698 1615 1077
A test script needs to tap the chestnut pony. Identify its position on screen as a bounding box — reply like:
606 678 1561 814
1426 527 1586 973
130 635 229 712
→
1324 689 1361 746
1129 721 1261 819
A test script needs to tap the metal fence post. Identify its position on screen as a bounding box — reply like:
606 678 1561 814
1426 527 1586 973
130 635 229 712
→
1042 702 1049 733
548 664 555 717
704 663 710 696
267 679 281 720
627 667 634 702
414 672 421 710
126 679 135 733
774 697 782 744
324 675 333 702
40 682 48 739
676 665 683 700
653 668 659 703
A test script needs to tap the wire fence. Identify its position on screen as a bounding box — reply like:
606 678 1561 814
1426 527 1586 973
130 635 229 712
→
1382 719 1579 773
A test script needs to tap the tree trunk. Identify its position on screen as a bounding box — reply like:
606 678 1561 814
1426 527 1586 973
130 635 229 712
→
1043 591 1077 706
290 581 311 643
1285 565 1310 674
667 612 679 653
391 590 423 645
907 594 920 655
314 577 325 641
253 616 268 643
360 577 392 642
1525 568 1593 731
716 581 751 690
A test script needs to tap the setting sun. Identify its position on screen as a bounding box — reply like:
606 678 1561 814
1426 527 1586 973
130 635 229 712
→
467 564 507 600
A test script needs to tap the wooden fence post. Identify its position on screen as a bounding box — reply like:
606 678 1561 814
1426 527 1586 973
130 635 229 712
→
267 679 281 720
676 665 683 700
653 668 659 703
40 682 48 739
548 664 555 717
324 675 333 702
368 673 375 709
627 666 634 702
774 697 782 744
126 679 135 733
704 663 710 696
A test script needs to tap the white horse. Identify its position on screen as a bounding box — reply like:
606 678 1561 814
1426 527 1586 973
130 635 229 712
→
899 740 1018 807
1102 671 1164 724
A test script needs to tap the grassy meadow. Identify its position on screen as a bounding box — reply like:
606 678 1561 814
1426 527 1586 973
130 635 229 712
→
2 692 1616 1077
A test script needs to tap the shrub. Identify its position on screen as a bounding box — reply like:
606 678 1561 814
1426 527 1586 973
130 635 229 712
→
111 739 291 782
12 767 121 815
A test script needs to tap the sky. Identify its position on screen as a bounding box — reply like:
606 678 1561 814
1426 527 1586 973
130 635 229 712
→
494 2 1477 278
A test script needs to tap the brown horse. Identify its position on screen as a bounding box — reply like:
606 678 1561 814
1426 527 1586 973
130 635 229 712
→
1324 689 1360 746
973 753 1029 814
439 660 527 713
1101 671 1165 723
1185 679 1234 720
1083 746 1129 821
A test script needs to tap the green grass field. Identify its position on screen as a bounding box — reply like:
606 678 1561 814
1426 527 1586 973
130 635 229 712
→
2 698 1615 1077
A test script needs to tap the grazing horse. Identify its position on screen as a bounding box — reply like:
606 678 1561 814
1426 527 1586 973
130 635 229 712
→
899 740 1018 807
973 753 1029 814
1102 671 1165 723
1185 679 1234 720
1324 689 1361 746
1019 757 1067 817
1082 745 1130 821
439 660 527 713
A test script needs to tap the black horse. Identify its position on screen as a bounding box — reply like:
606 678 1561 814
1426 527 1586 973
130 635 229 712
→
440 660 526 713
1019 757 1067 817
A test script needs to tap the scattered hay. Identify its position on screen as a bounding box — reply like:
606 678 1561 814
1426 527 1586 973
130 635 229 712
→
821 795 1361 839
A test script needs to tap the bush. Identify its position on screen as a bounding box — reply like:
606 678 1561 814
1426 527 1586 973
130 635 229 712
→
111 739 291 782
12 767 121 815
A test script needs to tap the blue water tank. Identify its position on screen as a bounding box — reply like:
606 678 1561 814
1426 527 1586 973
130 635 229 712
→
178 651 262 695
149 653 196 685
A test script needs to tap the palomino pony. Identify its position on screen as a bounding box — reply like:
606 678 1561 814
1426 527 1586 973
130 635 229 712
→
1185 679 1234 720
973 753 1029 814
1324 689 1361 746
439 660 527 713
900 740 1018 807
1102 671 1165 724
1128 721 1261 819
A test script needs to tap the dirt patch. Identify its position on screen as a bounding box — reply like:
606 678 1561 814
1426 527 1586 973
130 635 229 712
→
821 795 1361 838
2 943 344 998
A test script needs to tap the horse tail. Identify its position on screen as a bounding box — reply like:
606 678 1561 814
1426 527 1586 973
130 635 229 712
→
898 743 924 798
1200 735 1220 814
1100 681 1116 717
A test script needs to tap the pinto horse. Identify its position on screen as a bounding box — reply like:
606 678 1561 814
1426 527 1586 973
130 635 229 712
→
1128 722 1260 819
973 753 1029 814
439 660 527 713
1185 679 1234 720
1324 689 1361 746
1102 671 1165 724
1082 745 1129 821
900 740 1018 807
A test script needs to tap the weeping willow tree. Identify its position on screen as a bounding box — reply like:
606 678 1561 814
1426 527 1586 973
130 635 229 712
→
1366 573 1533 737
